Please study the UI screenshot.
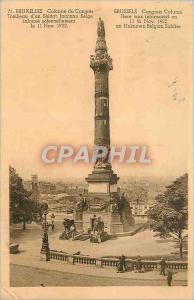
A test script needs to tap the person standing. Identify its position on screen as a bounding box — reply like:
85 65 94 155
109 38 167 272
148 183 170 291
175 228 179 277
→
97 216 104 233
117 255 127 273
121 254 127 272
50 213 55 231
91 215 97 232
136 255 142 272
167 270 173 286
93 216 98 233
159 257 167 275
70 223 76 240
117 256 123 273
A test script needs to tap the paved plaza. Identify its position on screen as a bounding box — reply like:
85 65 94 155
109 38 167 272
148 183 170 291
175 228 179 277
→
10 223 178 258
10 264 187 287
9 223 188 286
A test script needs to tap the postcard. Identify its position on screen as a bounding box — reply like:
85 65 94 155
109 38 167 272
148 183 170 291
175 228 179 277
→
1 0 193 299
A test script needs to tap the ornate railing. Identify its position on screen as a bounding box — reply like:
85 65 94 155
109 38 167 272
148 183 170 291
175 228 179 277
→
49 250 69 262
166 261 188 270
73 255 97 265
101 258 118 267
48 250 188 271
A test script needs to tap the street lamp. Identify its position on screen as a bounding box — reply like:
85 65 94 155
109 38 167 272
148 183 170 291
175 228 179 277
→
40 204 50 261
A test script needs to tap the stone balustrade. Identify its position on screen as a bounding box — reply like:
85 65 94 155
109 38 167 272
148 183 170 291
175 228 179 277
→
48 250 188 271
49 250 69 262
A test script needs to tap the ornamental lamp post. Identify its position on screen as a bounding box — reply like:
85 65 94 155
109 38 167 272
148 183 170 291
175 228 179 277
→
40 204 50 261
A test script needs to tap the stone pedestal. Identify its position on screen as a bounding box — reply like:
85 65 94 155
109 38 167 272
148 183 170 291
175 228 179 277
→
40 251 50 261
96 259 102 267
110 213 123 234
74 210 124 235
74 167 134 234
86 168 119 190
74 211 83 231
68 256 74 264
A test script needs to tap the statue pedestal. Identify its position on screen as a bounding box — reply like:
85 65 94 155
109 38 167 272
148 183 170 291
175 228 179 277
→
74 210 124 235
74 168 134 235
110 213 123 234
74 211 83 231
40 251 50 261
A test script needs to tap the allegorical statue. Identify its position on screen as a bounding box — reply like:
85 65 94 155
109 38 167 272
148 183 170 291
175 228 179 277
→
97 18 105 38
76 194 88 212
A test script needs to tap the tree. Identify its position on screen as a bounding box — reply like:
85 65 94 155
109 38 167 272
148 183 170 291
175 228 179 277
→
148 174 188 259
127 185 148 204
9 166 43 230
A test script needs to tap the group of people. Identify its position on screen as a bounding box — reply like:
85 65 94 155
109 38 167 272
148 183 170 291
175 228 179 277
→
116 255 142 273
89 215 105 243
116 256 173 286
91 215 105 234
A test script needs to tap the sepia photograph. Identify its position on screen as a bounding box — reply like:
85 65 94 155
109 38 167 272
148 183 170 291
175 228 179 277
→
1 0 193 299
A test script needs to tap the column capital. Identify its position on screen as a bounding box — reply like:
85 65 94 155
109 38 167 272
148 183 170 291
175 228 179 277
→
90 53 113 73
90 18 113 73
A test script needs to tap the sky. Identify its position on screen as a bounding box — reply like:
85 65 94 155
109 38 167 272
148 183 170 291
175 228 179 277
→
2 1 192 180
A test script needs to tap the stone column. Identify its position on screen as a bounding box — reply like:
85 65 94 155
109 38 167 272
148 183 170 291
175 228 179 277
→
90 18 113 156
